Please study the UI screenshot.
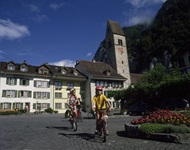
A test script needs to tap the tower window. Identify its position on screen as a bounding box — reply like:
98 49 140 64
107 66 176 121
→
118 39 123 46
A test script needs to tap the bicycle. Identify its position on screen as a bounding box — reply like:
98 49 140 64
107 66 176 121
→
67 104 78 132
87 109 96 119
96 110 108 142
76 108 83 122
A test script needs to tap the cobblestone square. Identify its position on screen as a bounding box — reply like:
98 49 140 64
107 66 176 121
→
0 113 189 150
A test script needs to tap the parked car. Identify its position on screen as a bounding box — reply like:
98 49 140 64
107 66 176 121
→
127 103 150 116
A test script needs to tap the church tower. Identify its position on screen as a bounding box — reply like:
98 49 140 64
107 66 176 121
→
103 20 131 88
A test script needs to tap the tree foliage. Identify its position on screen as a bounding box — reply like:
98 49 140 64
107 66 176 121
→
124 0 190 73
110 64 190 108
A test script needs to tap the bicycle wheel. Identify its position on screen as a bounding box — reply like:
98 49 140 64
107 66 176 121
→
73 112 78 131
65 109 71 118
79 111 83 122
87 112 93 118
102 120 106 142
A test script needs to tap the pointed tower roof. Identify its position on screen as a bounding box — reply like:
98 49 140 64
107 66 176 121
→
107 20 125 36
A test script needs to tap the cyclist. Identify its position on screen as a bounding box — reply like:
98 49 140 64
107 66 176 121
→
76 97 82 111
76 97 83 119
91 86 112 135
67 88 78 124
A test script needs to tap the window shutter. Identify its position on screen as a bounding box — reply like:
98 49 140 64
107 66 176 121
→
0 103 3 109
14 78 17 85
26 79 29 86
34 81 36 87
6 78 9 84
47 103 50 108
13 103 15 109
2 90 6 97
28 91 32 97
33 92 36 98
18 91 21 97
33 103 36 109
48 92 50 99
48 81 50 87
20 79 23 85
15 90 17 97
9 103 11 109
21 103 23 109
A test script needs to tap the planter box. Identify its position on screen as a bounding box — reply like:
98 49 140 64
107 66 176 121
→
124 123 190 144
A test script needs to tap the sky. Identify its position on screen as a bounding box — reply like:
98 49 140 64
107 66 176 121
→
0 0 166 67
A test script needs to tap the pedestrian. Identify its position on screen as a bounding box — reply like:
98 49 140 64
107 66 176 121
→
25 105 28 113
91 86 112 135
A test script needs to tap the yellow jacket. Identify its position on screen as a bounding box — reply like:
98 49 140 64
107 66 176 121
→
92 94 108 110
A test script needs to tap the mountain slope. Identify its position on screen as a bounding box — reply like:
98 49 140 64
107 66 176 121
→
125 0 190 73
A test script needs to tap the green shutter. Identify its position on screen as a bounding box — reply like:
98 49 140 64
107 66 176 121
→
13 103 15 109
33 103 36 109
6 78 9 84
14 78 17 85
26 79 29 86
0 103 3 109
15 90 17 97
28 91 32 97
20 79 23 85
21 103 23 109
33 92 36 98
48 92 50 99
34 81 36 87
18 91 21 97
9 103 11 109
2 90 6 97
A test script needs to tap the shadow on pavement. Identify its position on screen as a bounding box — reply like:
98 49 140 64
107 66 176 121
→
116 130 127 137
59 132 106 143
59 133 95 141
46 126 70 131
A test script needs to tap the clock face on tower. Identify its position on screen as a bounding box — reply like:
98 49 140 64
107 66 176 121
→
118 48 124 55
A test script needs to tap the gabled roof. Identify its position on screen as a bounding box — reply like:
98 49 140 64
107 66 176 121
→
0 61 86 80
107 20 125 36
47 65 86 80
76 60 126 81
0 61 37 75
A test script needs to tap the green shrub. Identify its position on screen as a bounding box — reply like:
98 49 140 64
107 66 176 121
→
0 111 20 115
139 123 190 136
19 109 25 113
54 110 58 113
45 108 54 114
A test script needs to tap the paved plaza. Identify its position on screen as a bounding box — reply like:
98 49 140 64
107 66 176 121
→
0 113 190 150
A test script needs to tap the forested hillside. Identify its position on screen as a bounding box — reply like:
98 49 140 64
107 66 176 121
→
124 0 190 73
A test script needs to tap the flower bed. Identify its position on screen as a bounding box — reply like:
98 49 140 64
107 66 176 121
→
131 109 190 127
125 109 190 143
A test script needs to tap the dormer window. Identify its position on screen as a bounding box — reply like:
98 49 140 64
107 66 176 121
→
39 69 43 74
7 64 15 71
73 71 79 76
61 69 67 75
20 65 28 72
103 69 111 76
38 66 49 74
39 69 48 74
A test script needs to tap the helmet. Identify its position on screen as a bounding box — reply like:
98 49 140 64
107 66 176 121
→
96 86 103 91
70 88 76 93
